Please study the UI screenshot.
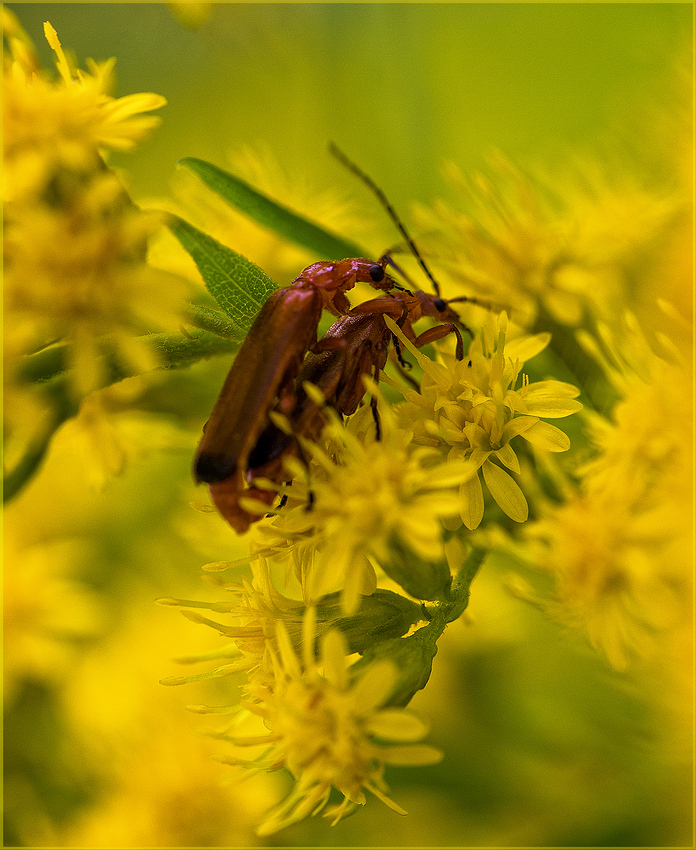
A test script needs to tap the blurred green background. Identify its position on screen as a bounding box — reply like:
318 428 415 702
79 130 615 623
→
4 3 692 848
8 2 691 207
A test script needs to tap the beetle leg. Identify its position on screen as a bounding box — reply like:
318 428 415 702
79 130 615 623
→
390 333 411 369
310 336 347 355
369 360 382 440
413 323 464 361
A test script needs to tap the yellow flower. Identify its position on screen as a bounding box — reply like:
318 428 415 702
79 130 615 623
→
2 14 166 201
253 398 469 614
390 312 582 530
4 171 188 398
3 527 105 705
160 555 312 689
220 609 441 835
3 17 189 406
412 154 681 330
526 315 692 670
528 488 689 671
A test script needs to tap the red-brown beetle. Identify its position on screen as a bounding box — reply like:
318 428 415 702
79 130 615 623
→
231 284 468 530
195 147 481 532
193 257 399 531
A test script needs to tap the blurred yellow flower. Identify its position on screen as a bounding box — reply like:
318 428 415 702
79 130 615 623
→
2 13 166 201
168 2 214 30
527 315 692 670
3 15 190 457
3 529 104 705
3 173 180 396
413 154 682 330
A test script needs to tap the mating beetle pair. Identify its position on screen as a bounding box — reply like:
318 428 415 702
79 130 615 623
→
193 148 476 532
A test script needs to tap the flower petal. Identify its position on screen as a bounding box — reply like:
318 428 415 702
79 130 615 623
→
460 474 484 530
493 442 520 473
521 420 571 452
367 709 429 741
504 332 551 363
482 459 529 522
523 381 583 417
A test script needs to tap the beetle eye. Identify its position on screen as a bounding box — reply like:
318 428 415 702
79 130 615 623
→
369 264 385 282
434 297 447 312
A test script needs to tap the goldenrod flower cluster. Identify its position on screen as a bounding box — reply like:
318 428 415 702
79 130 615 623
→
234 610 441 834
161 563 441 833
252 399 473 614
168 314 585 832
525 315 693 670
2 13 187 480
390 312 582 529
413 154 684 331
164 130 693 833
4 14 690 842
168 123 691 835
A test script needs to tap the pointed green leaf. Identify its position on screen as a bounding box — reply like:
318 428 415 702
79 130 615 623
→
167 214 278 339
179 157 367 260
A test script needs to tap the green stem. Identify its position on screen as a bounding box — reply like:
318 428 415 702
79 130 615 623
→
3 378 79 503
18 329 237 385
6 329 238 502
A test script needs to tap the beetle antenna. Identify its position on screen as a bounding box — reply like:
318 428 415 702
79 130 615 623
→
377 252 416 293
329 142 443 297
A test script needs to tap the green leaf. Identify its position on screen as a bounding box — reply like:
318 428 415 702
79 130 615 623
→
382 535 452 602
4 428 59 503
148 329 238 367
178 157 367 260
168 214 278 339
19 330 237 386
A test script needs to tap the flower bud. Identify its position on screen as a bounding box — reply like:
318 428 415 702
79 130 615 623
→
350 629 440 708
381 535 452 601
315 589 423 654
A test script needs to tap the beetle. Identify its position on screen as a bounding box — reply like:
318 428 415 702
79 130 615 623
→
195 146 482 532
193 256 400 531
231 284 469 530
